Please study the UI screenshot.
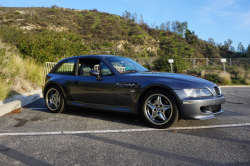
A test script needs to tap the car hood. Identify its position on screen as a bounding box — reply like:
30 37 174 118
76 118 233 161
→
126 72 216 87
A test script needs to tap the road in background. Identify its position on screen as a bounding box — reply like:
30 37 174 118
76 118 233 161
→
0 87 249 165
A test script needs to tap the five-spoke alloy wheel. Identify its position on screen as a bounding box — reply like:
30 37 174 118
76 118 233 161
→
45 85 66 113
142 89 179 128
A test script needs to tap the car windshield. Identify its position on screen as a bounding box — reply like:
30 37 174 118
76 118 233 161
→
105 57 149 74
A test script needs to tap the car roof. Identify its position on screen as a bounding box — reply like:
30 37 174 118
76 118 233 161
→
60 55 118 62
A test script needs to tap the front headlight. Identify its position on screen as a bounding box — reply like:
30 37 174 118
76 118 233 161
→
183 89 212 98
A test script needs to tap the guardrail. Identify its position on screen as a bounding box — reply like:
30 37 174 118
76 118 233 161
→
43 62 57 82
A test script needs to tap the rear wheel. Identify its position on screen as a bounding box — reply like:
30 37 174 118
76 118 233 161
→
141 89 179 128
45 85 67 113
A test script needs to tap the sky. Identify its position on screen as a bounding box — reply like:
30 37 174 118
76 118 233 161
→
1 0 250 50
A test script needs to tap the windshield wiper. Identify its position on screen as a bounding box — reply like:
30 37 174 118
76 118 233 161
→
121 70 138 73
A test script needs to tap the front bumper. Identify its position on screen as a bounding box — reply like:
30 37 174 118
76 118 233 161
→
173 90 225 120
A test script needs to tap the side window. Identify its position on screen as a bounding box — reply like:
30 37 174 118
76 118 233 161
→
100 61 114 76
78 59 99 76
78 59 114 76
54 59 76 75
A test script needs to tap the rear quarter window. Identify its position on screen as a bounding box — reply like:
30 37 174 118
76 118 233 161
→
54 59 76 75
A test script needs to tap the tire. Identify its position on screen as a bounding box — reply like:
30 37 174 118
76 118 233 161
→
45 85 67 113
141 89 179 129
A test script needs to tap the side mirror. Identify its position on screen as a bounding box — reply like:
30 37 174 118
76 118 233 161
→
89 70 102 81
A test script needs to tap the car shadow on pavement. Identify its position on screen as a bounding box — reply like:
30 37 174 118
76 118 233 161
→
65 106 147 127
24 99 147 128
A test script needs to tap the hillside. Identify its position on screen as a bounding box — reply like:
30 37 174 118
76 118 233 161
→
0 7 223 64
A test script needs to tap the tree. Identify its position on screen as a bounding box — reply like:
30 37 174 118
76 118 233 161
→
122 10 131 20
230 46 235 52
222 39 233 51
226 39 233 46
246 43 250 57
132 12 138 23
139 14 144 25
237 42 245 54
178 21 187 36
160 23 165 30
217 43 223 48
51 5 59 9
170 20 187 35
171 21 178 33
185 29 197 44
207 37 215 46
151 22 155 29
165 21 170 31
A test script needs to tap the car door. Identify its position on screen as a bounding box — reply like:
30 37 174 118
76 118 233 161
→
69 58 116 105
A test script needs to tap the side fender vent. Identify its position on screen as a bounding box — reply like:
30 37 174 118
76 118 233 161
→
117 82 141 88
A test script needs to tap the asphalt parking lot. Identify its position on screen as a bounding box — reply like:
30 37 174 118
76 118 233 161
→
0 87 250 166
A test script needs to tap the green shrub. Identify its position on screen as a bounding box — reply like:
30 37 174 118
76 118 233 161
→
143 64 151 70
232 79 241 85
0 26 91 63
102 41 113 47
153 55 187 73
17 30 90 63
205 73 219 83
189 68 202 75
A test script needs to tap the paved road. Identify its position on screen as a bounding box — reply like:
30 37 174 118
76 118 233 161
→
0 87 249 165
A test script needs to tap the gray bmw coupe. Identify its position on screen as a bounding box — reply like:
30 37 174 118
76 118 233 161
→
43 55 225 128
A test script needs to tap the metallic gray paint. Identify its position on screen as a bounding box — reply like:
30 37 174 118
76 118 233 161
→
173 89 225 119
69 75 116 105
43 55 225 120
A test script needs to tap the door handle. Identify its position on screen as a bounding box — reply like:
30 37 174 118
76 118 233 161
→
72 81 79 84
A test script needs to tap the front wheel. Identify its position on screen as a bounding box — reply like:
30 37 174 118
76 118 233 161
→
141 89 179 128
45 85 67 113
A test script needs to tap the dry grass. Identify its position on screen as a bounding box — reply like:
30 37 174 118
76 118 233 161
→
219 72 231 85
246 79 250 85
201 69 206 77
246 72 250 80
10 55 43 86
0 39 43 100
237 66 246 81
23 58 43 86
0 40 13 100
0 78 11 100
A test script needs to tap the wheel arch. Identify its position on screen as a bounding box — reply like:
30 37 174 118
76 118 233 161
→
137 86 182 118
44 82 67 101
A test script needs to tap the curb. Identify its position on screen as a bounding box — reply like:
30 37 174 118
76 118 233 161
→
0 91 43 117
220 85 250 87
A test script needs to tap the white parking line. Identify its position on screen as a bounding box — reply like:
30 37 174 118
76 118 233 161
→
25 108 47 109
0 123 250 136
